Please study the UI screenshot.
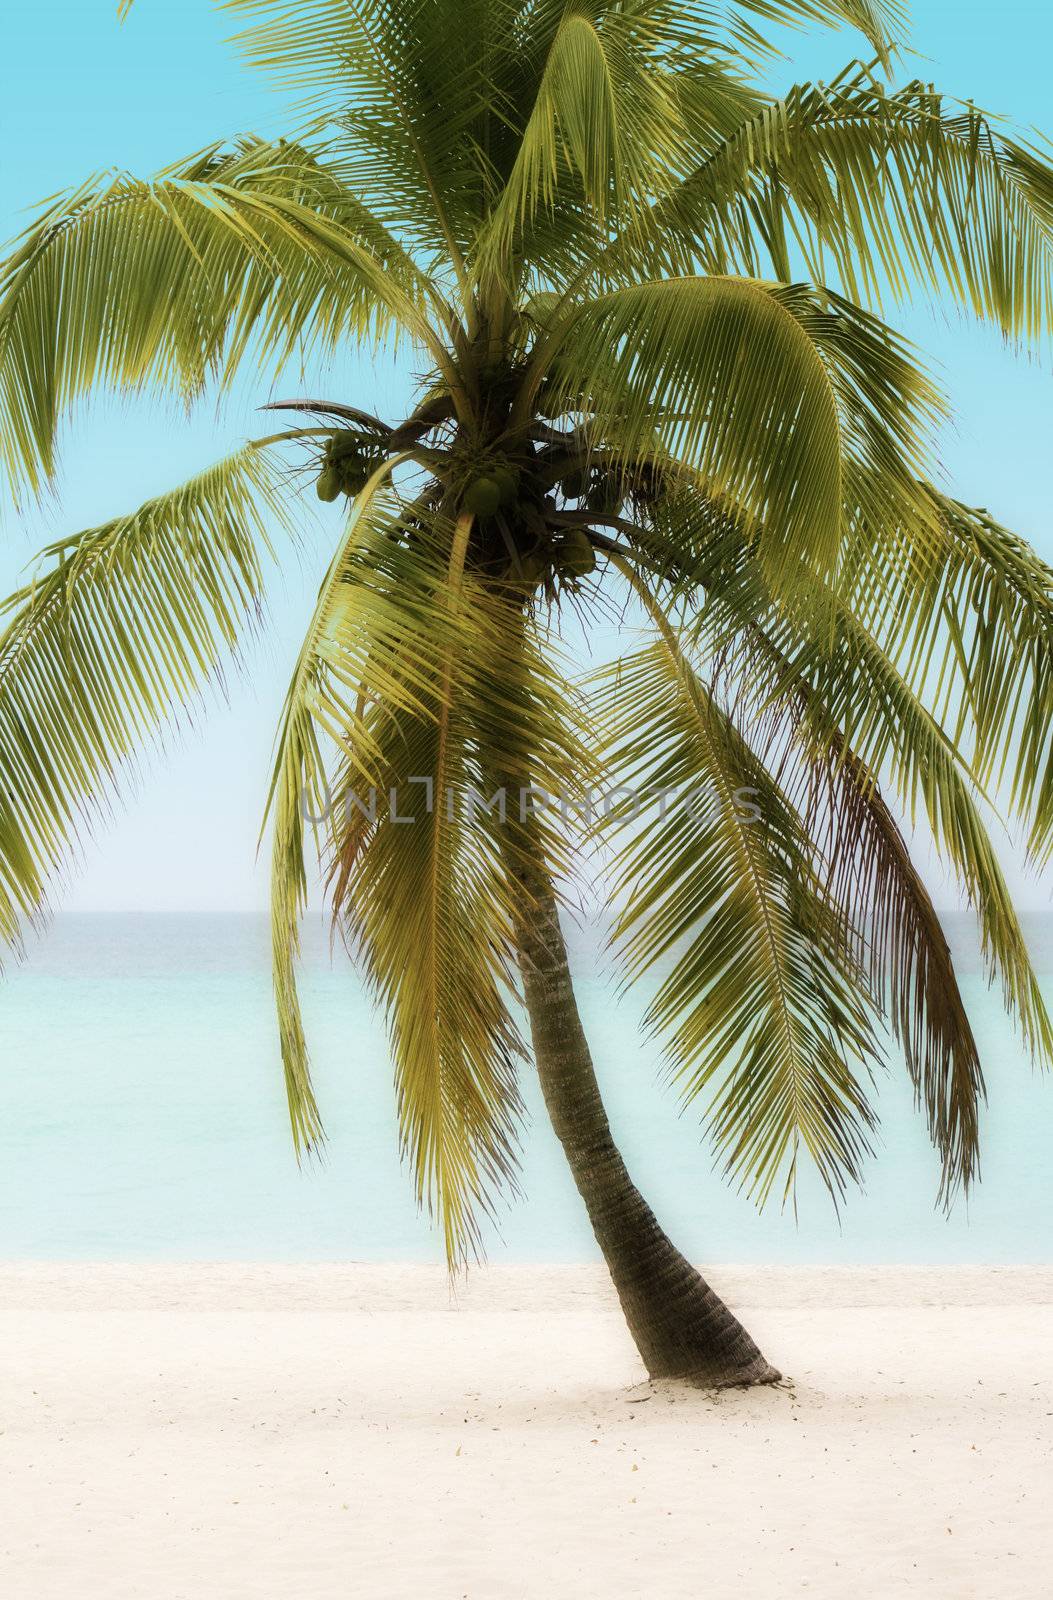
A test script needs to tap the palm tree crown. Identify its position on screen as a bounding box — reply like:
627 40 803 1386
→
3 0 1053 1268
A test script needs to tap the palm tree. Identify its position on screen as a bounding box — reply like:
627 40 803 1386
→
3 0 1053 1387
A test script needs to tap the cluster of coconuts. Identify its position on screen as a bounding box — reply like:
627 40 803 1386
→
504 526 596 586
460 461 597 585
316 431 382 502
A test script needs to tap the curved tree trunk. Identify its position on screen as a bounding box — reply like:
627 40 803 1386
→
505 837 780 1389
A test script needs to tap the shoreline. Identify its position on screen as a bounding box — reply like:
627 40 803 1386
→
2 1263 1050 1598
2 1258 1052 1308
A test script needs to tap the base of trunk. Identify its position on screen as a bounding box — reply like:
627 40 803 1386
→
641 1360 783 1398
665 1353 783 1390
604 1236 783 1389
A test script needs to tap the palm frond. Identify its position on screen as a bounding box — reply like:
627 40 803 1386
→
265 453 421 1155
624 63 1053 341
0 136 432 496
718 605 986 1201
808 606 1053 1055
618 487 1045 1196
267 474 587 1252
811 735 985 1201
529 276 943 602
0 441 293 952
473 3 685 287
594 561 879 1207
846 490 1053 865
686 535 1053 1069
226 0 533 274
735 0 904 67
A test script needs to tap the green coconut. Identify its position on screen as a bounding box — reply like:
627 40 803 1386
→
558 527 596 576
585 470 621 515
559 467 587 500
323 428 369 460
463 475 503 517
491 465 520 506
517 549 547 586
328 429 365 459
315 464 342 502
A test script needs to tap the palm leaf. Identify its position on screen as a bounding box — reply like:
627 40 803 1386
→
265 454 421 1155
0 441 293 951
615 487 1038 1196
0 136 431 496
625 63 1053 341
529 276 943 603
267 478 587 1252
846 489 1053 864
736 0 904 67
689 539 1053 1069
718 606 986 1201
473 3 685 285
225 0 531 275
593 562 879 1207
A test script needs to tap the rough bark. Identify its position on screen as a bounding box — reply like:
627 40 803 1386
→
505 837 781 1388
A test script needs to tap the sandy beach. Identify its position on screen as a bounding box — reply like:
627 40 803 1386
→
1 1264 1050 1598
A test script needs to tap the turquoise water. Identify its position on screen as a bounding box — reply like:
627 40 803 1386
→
1 913 1051 1263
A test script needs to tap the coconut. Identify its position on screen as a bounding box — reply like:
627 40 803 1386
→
463 476 503 517
585 470 621 516
316 465 342 502
517 550 547 586
491 465 520 506
328 429 365 460
558 527 596 576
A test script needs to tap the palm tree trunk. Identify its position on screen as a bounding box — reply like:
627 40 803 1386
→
505 836 780 1388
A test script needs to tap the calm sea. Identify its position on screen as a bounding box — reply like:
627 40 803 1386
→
1 913 1051 1263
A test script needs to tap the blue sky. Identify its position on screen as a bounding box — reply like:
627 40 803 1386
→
2 0 1053 910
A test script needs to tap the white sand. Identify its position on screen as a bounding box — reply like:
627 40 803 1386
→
1 1265 1050 1599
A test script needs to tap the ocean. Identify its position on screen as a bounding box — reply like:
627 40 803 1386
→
1 912 1051 1264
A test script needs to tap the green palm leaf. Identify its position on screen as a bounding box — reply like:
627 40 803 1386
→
691 539 1053 1068
721 603 986 1200
0 441 292 949
0 137 431 495
617 486 1041 1196
226 0 531 274
269 480 586 1254
624 62 1053 340
265 453 422 1155
593 564 879 1206
473 3 685 284
737 0 904 66
530 276 942 601
847 491 1053 862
